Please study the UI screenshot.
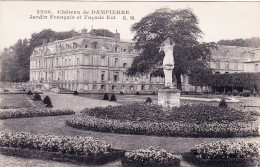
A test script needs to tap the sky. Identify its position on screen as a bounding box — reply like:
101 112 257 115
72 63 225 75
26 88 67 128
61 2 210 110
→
0 1 260 50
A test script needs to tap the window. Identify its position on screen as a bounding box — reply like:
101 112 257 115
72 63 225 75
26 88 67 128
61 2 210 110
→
73 42 78 49
112 85 116 90
93 85 97 90
101 85 106 90
123 48 127 52
85 44 88 48
123 63 127 67
56 58 59 66
225 61 229 70
77 58 80 65
36 61 38 68
69 59 71 66
115 58 118 67
114 74 118 82
101 56 105 66
114 46 119 52
234 61 238 70
92 42 98 49
101 72 105 81
255 64 259 72
141 85 145 90
65 60 67 66
130 86 134 91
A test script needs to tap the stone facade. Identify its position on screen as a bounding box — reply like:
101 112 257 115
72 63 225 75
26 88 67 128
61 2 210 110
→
29 30 165 93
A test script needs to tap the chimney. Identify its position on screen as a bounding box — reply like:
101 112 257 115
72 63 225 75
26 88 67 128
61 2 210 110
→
43 39 47 45
114 29 120 41
81 28 88 35
50 37 55 43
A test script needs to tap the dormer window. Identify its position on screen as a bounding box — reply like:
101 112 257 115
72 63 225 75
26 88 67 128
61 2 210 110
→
123 48 127 52
92 42 98 49
73 42 78 49
114 46 119 52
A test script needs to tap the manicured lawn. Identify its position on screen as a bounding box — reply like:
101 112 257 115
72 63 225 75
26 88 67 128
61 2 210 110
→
0 94 32 109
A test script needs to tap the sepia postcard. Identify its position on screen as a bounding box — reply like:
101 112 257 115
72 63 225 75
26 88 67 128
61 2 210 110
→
0 1 260 167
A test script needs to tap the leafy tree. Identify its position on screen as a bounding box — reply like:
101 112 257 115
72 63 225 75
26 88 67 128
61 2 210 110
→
127 8 214 90
0 29 79 82
89 29 115 38
217 37 260 48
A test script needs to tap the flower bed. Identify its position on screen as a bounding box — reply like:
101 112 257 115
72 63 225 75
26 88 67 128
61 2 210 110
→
0 108 75 119
183 140 260 167
81 103 257 123
0 131 125 165
66 104 260 137
122 146 180 167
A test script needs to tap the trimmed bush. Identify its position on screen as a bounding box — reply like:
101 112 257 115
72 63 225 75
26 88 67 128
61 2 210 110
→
27 90 33 95
219 99 227 108
33 93 41 101
73 91 79 95
215 92 219 95
152 91 156 95
119 91 124 95
103 93 109 100
239 92 244 96
232 90 238 96
135 91 140 95
110 94 117 101
253 92 257 97
145 97 153 103
227 91 232 96
43 96 53 107
243 90 251 97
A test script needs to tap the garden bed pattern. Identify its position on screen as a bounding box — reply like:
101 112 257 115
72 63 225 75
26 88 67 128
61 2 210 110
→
66 104 260 137
0 131 125 165
0 108 75 119
183 140 260 167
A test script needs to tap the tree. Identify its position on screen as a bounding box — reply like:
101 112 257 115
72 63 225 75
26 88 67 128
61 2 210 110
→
127 8 214 90
217 37 260 48
89 29 115 38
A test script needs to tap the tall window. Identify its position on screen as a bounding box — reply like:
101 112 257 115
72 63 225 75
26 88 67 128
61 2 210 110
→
123 63 127 67
255 64 259 72
115 58 118 67
234 61 238 70
225 61 229 70
77 58 80 65
101 71 105 81
114 72 118 82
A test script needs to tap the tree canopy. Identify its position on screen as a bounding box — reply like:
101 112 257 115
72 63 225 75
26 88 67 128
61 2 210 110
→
89 29 115 38
127 8 214 90
217 37 260 48
0 29 78 82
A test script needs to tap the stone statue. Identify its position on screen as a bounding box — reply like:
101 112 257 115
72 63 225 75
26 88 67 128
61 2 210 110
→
159 37 175 88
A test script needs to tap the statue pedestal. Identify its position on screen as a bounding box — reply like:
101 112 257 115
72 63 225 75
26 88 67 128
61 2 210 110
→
158 88 181 108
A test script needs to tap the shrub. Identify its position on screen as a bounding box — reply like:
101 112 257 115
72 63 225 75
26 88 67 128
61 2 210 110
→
239 92 244 96
43 96 53 107
243 90 251 97
145 97 153 103
215 92 219 95
232 90 238 96
33 93 41 101
227 91 232 96
103 93 109 100
152 91 156 95
219 99 227 108
135 91 140 95
120 91 124 95
27 90 33 95
123 146 180 166
253 92 257 97
190 140 260 159
73 91 79 95
110 94 117 101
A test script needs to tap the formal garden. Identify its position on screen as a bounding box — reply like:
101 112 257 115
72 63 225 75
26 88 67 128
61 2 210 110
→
0 89 260 166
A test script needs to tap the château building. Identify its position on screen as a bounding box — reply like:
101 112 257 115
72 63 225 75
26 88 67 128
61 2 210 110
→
29 29 260 92
29 29 165 93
